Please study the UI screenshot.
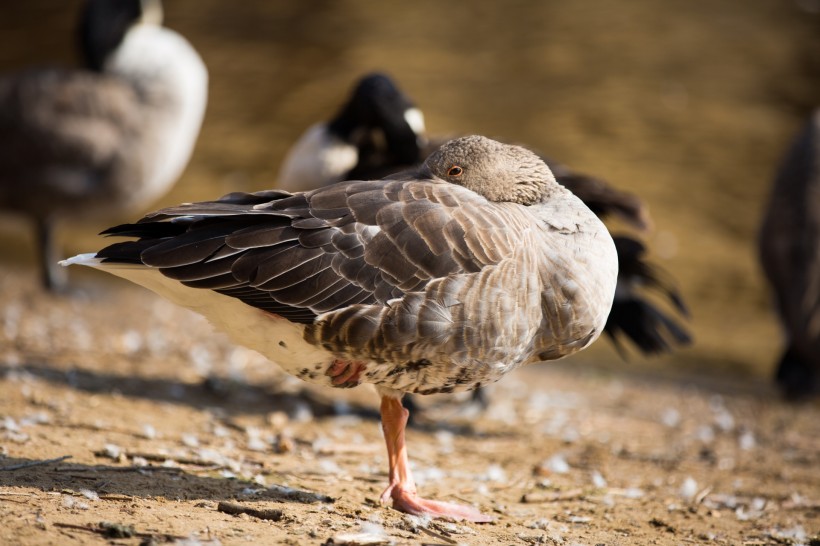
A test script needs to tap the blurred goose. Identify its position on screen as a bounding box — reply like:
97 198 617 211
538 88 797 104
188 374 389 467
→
278 73 690 363
0 0 208 290
278 73 425 193
759 109 820 398
63 136 619 521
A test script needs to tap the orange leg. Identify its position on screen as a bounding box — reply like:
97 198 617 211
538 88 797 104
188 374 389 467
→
378 395 493 522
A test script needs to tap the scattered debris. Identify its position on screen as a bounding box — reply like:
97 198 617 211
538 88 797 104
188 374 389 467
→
259 484 334 504
679 476 698 501
607 487 645 499
141 424 157 439
661 407 681 428
767 524 808 544
245 427 269 451
99 521 136 538
591 471 607 489
481 463 507 483
0 454 71 471
102 443 123 460
216 501 284 521
313 442 380 456
78 489 99 501
322 531 393 545
93 448 232 468
534 454 571 476
649 517 676 533
53 521 187 542
323 522 394 545
521 488 586 504
418 525 458 545
738 429 756 451
710 397 735 432
61 494 89 510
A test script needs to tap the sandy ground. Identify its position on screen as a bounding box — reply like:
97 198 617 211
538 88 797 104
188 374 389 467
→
2 1 820 544
1 267 818 545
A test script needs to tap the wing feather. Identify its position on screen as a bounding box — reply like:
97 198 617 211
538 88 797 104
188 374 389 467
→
95 180 520 330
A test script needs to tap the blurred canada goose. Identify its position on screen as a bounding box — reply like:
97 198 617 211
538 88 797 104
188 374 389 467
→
278 73 691 365
0 0 208 290
277 73 425 193
64 135 618 521
759 109 820 399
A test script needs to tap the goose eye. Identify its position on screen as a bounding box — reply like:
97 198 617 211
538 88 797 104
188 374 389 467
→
447 166 463 177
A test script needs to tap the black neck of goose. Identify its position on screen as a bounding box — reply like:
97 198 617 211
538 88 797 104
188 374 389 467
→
327 104 421 166
326 104 359 142
78 0 143 71
378 115 422 165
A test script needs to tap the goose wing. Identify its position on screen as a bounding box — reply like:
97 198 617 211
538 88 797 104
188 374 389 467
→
98 177 524 331
98 178 551 372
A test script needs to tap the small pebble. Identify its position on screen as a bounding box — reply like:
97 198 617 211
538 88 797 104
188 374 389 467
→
679 476 698 501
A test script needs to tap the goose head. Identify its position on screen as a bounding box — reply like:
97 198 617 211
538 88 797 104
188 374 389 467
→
278 73 425 191
421 135 559 205
79 0 164 71
329 72 426 165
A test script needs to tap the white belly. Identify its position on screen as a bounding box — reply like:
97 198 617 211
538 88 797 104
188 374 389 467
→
67 256 339 386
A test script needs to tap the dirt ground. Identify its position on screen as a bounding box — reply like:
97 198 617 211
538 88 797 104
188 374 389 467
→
1 268 818 545
2 1 820 544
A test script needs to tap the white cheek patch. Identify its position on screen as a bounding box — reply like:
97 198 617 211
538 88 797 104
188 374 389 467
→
277 124 358 192
403 108 427 138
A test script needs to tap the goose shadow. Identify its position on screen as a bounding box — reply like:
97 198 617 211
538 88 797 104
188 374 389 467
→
1 360 377 420
0 361 491 435
0 456 336 504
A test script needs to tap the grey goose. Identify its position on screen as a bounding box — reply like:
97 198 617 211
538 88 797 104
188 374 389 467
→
278 73 691 365
759 109 820 398
0 0 207 290
63 135 619 521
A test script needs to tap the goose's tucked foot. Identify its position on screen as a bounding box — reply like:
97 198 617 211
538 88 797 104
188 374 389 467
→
379 396 493 523
325 359 367 387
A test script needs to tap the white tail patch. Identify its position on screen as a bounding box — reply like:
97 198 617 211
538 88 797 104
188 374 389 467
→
59 253 102 267
60 253 146 270
403 107 427 137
